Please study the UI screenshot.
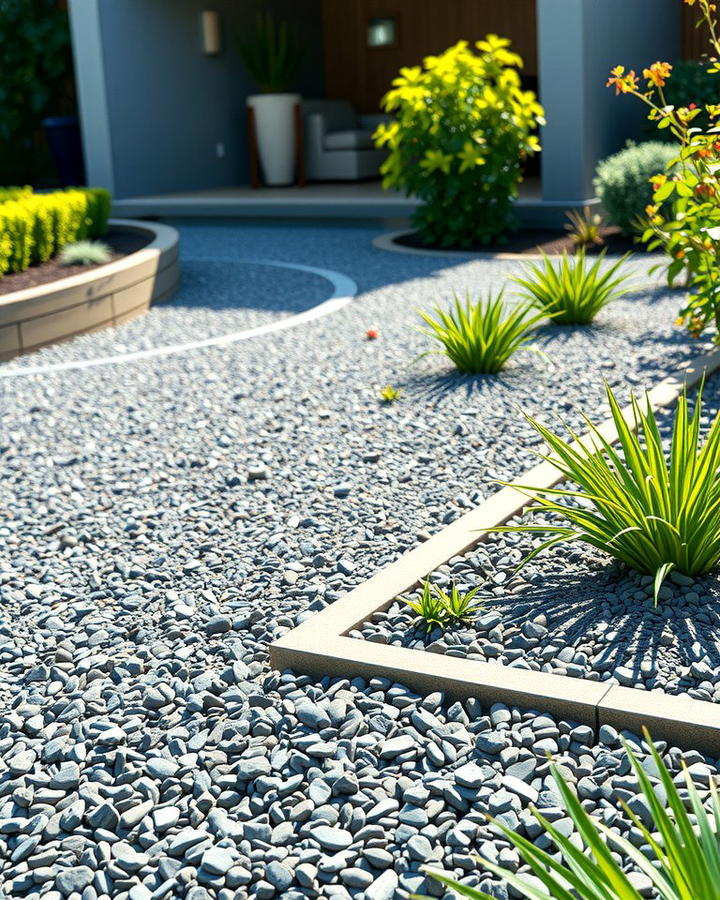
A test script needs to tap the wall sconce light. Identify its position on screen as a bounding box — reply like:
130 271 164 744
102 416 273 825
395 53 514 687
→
200 10 221 55
367 16 398 49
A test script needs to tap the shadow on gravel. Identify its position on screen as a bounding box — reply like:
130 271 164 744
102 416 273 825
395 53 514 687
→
167 260 333 314
491 563 720 680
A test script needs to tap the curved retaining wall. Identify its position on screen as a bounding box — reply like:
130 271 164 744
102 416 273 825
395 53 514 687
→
0 219 180 361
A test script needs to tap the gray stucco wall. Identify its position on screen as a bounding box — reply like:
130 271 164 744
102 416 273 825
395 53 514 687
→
538 0 681 202
69 0 323 197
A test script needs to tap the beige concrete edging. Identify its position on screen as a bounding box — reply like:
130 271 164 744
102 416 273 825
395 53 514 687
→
373 229 639 261
0 219 180 360
270 346 720 753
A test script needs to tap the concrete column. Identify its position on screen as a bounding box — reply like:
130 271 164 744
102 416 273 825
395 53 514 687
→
537 0 681 204
67 0 115 194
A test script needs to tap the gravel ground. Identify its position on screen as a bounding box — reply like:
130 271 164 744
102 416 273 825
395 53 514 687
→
1 220 719 900
4 258 334 369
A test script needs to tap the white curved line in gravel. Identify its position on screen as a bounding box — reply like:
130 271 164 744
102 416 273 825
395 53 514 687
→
0 258 357 378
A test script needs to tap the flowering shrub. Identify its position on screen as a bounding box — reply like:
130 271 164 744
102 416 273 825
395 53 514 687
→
374 37 544 247
608 0 720 338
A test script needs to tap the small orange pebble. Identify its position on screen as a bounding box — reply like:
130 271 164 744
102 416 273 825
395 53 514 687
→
366 326 380 340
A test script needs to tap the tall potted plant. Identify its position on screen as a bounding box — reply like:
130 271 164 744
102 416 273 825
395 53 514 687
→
238 12 303 186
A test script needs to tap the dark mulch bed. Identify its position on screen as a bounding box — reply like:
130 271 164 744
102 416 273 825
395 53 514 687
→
0 229 152 297
395 225 640 256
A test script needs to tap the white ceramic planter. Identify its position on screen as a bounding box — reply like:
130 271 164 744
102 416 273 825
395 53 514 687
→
247 92 301 186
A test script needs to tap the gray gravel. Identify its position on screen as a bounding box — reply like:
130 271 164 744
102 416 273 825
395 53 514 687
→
1 221 719 899
358 377 720 705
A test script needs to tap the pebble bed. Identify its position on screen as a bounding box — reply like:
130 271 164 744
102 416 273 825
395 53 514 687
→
1 221 719 900
358 377 720 705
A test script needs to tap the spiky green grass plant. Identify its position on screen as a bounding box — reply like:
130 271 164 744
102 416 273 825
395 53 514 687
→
403 580 449 632
59 240 112 266
422 728 720 900
494 383 720 604
564 205 604 249
440 583 484 625
420 291 543 374
403 581 484 631
513 248 631 325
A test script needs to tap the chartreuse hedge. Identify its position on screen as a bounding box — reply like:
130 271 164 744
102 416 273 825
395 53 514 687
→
0 187 111 276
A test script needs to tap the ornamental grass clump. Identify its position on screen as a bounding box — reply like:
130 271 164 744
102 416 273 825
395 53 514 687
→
514 249 632 325
423 728 720 900
495 383 720 605
59 240 112 266
420 291 543 374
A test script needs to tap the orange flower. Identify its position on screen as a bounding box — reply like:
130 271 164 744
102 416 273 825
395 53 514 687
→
366 325 380 340
675 250 686 259
606 66 639 95
650 173 667 191
697 146 713 158
643 61 672 87
696 182 716 197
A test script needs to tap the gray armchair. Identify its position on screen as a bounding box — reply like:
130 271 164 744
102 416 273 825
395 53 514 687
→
302 99 389 181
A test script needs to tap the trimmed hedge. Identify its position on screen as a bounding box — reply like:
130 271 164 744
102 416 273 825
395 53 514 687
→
594 141 678 236
0 187 111 276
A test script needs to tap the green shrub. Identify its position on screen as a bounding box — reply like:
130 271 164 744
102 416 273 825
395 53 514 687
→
0 201 34 273
0 0 75 184
0 186 32 204
594 141 678 235
83 188 111 238
494 383 720 604
59 240 112 266
0 187 111 276
420 291 543 374
424 728 720 900
374 37 544 247
514 249 632 325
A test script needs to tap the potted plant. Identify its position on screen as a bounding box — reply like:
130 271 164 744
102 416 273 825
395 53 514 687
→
238 12 303 186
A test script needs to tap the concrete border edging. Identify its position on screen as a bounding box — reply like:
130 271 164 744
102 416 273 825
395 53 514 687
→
270 345 720 753
0 218 180 361
372 229 642 261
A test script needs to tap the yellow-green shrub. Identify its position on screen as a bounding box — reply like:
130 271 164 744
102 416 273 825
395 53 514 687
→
0 186 32 205
0 187 112 276
374 36 544 247
0 202 34 273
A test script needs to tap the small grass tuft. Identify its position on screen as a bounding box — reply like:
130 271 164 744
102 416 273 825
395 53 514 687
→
513 248 631 325
379 385 402 403
420 290 543 374
564 205 604 248
59 240 112 266
403 580 484 631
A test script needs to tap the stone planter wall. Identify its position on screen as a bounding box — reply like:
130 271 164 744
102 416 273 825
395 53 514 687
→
0 219 180 361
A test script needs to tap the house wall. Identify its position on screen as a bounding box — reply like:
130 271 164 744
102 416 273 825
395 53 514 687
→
538 0 681 203
69 0 324 197
320 0 537 114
